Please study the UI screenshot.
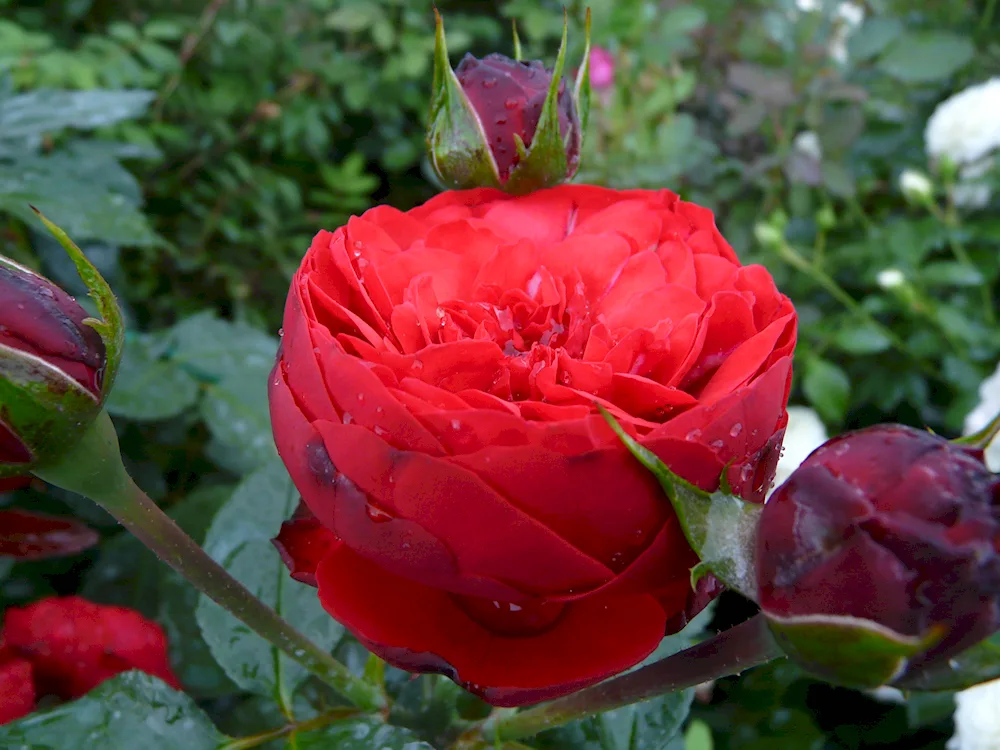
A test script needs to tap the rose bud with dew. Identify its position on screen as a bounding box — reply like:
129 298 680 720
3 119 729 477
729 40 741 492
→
1 254 115 486
756 424 1000 689
427 11 590 194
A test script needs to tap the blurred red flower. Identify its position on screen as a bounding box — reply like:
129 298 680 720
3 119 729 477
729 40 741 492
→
0 596 180 724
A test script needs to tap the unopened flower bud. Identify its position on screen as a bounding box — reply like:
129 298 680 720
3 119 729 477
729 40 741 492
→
757 425 1000 690
427 10 590 194
876 268 906 290
900 169 934 204
0 220 121 482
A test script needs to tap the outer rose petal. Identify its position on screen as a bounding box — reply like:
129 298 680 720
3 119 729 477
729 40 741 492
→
2 596 180 699
0 656 35 725
0 509 99 560
315 543 667 707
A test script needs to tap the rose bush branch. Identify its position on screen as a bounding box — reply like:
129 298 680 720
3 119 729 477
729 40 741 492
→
452 614 782 747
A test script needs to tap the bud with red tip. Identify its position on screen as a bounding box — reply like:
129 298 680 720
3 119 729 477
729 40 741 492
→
427 10 591 194
756 425 1000 690
0 211 123 482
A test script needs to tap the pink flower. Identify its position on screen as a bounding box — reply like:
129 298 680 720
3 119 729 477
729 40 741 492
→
590 47 615 91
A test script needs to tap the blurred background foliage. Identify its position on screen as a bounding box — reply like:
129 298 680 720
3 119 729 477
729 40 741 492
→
1 0 999 747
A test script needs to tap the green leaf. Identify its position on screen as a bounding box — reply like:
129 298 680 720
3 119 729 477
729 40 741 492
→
106 333 200 421
877 32 974 83
295 718 434 749
847 17 903 62
918 261 985 287
199 363 276 474
0 89 155 144
599 407 761 600
802 358 850 424
167 312 279 382
0 152 159 247
833 323 892 355
196 461 344 699
684 720 714 750
0 671 226 749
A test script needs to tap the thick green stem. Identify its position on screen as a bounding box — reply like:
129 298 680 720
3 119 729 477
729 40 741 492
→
481 614 782 744
32 410 386 714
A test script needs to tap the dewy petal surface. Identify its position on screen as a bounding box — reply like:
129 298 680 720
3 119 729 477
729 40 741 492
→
270 185 797 704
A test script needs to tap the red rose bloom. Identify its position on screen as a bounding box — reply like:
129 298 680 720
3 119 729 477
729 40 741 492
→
0 596 180 705
269 185 796 706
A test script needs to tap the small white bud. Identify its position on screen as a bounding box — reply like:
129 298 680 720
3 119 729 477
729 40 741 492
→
899 169 934 203
876 268 906 290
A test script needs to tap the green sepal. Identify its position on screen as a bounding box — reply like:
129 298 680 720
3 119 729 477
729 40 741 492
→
953 409 1000 454
511 20 523 62
427 10 502 191
0 340 101 478
894 631 1000 692
598 405 762 601
765 613 945 690
30 207 124 394
573 8 592 146
503 12 571 195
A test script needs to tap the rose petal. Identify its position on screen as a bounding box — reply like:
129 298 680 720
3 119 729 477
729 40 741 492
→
0 509 99 560
314 421 613 596
315 543 667 707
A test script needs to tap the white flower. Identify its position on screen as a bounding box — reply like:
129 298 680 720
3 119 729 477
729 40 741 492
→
793 131 822 162
795 0 822 11
876 268 906 290
963 360 1000 471
953 159 994 209
948 679 1000 750
768 406 829 498
925 78 1000 168
836 1 864 26
899 168 934 203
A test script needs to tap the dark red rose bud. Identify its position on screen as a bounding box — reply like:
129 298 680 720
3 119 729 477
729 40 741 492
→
0 263 106 398
757 424 1000 689
454 53 580 183
0 253 117 483
428 11 591 194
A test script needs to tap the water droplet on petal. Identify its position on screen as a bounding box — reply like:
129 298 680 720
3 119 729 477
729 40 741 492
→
366 504 393 523
686 428 702 441
710 439 725 450
504 97 520 109
482 77 498 89
730 423 743 437
450 419 461 430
